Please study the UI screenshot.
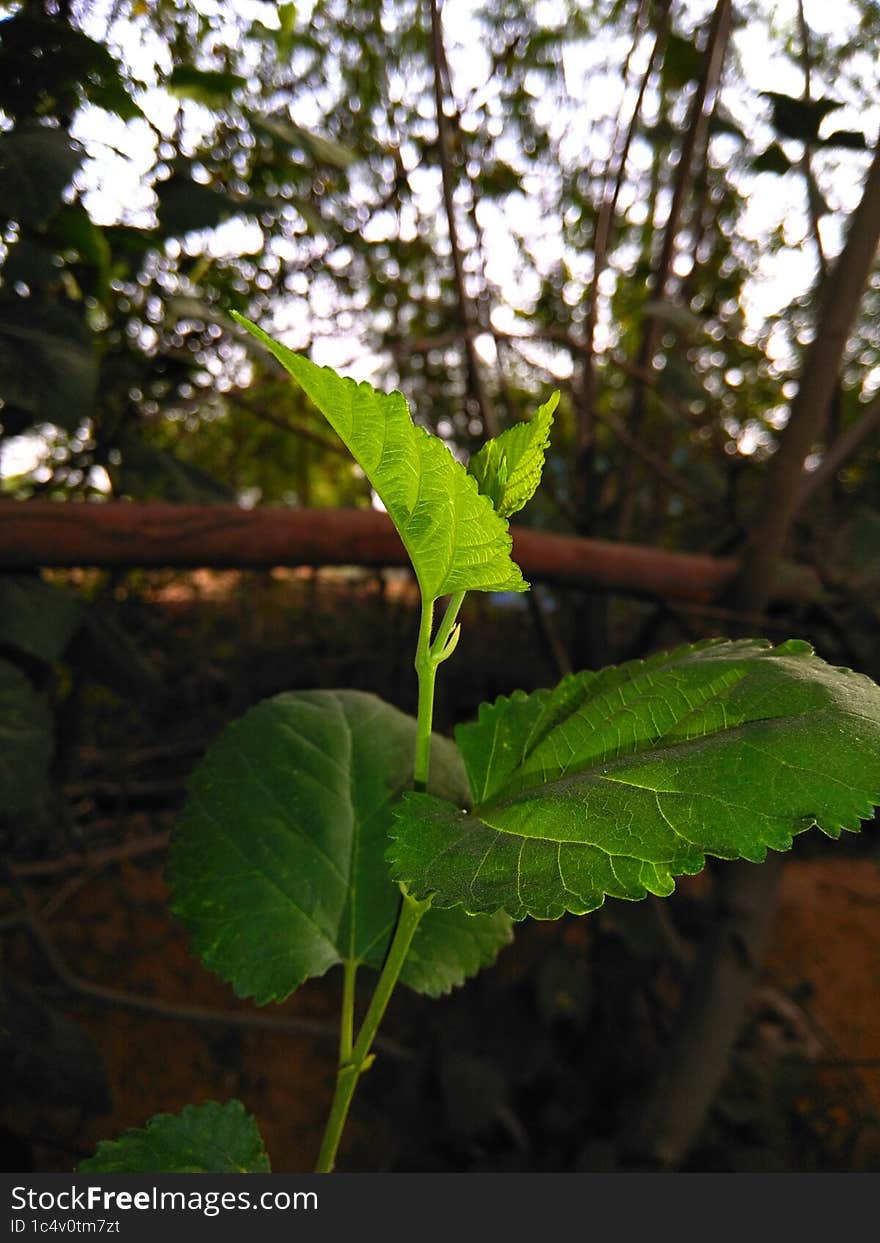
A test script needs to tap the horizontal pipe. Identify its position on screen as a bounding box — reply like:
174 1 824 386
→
0 502 819 605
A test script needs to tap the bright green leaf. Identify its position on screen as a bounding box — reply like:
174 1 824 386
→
467 392 558 518
168 690 512 1004
389 640 880 920
78 1100 270 1173
232 315 527 600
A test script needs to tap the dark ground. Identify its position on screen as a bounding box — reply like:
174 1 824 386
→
3 568 879 1172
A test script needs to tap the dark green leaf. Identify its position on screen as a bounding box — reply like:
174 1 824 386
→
760 92 844 142
751 143 793 176
1 239 58 290
0 575 83 664
661 33 703 91
820 130 867 150
0 659 53 819
78 1101 270 1173
0 125 82 227
168 66 248 106
250 114 356 169
389 640 880 920
0 15 142 122
0 299 97 431
232 316 527 600
49 205 112 274
168 691 512 1004
109 437 234 503
156 176 241 235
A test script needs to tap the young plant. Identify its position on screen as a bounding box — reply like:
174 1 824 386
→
79 317 880 1175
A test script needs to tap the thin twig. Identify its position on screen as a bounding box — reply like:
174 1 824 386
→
2 865 411 1061
11 831 170 877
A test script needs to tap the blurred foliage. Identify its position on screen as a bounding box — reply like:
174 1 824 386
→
1 0 879 1175
0 0 874 551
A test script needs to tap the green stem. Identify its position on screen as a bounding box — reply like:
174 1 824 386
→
315 587 465 1172
413 594 436 792
339 959 357 1064
414 591 465 791
314 888 431 1173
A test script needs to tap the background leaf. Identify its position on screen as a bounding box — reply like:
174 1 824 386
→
168 690 512 1004
467 392 558 517
78 1100 270 1173
0 575 84 665
168 65 247 106
389 640 880 920
232 315 527 600
0 299 97 431
0 125 82 226
0 660 54 820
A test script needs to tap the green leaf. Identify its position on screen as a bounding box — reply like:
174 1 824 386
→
0 659 53 819
0 299 97 431
0 125 82 227
0 15 143 123
78 1100 270 1173
168 691 512 1004
231 315 527 600
752 143 793 176
156 176 240 235
250 114 357 169
467 392 558 518
0 575 83 665
760 92 844 142
661 32 703 91
389 640 880 921
109 436 234 503
820 130 867 150
49 205 112 274
168 66 248 106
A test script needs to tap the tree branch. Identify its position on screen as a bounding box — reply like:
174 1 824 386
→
428 0 499 436
733 137 880 615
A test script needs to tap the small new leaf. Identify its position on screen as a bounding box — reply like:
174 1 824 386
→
78 1100 270 1173
232 314 527 600
467 392 558 517
389 640 880 920
168 690 511 1003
